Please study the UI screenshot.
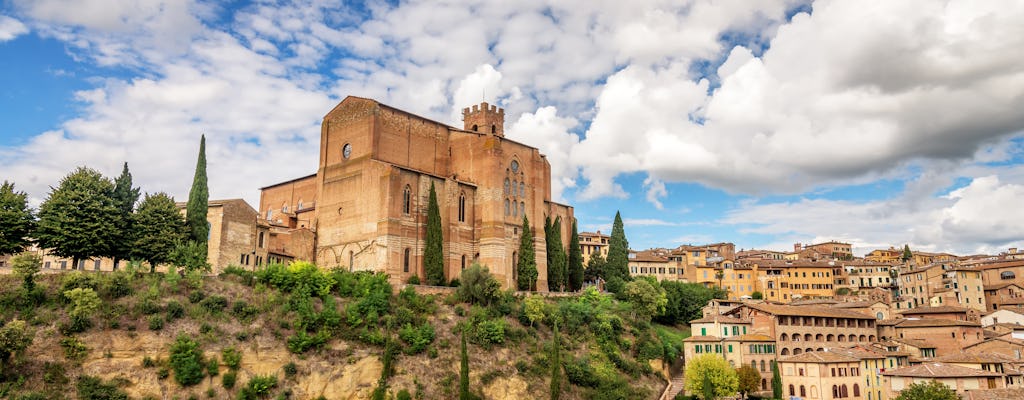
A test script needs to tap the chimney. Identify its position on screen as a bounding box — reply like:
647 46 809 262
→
794 243 802 253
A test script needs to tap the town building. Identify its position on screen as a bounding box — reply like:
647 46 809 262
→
778 351 867 400
794 241 854 261
982 309 1024 327
578 230 609 265
724 303 878 357
896 264 986 311
984 282 1024 312
258 97 573 290
883 362 1005 397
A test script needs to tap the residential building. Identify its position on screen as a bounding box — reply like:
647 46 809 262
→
864 248 904 264
795 241 854 261
258 97 573 290
984 282 1024 311
578 230 609 265
897 306 980 322
725 303 877 357
891 318 984 356
627 249 681 281
896 265 986 311
982 309 1024 327
883 362 1005 398
778 350 867 400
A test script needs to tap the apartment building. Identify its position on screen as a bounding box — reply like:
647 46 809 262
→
725 303 877 357
883 363 1005 398
896 265 986 311
984 282 1024 311
778 351 867 400
578 230 609 265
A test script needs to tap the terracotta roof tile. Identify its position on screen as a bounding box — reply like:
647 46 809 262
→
689 315 751 324
683 335 723 342
883 362 1003 377
738 303 877 320
935 352 1014 363
896 318 981 328
963 388 1024 400
897 305 973 315
778 350 861 363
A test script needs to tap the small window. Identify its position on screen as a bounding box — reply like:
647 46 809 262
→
403 248 411 273
458 192 466 222
402 185 411 214
1002 271 1016 280
504 199 510 216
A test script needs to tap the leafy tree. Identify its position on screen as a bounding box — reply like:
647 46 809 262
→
751 291 763 300
545 216 567 292
110 162 140 268
606 211 630 281
169 334 205 386
459 327 470 400
715 270 725 289
771 361 782 399
623 279 667 322
902 244 913 263
456 263 501 306
655 281 727 325
10 252 42 291
170 240 210 273
0 319 33 372
424 182 445 286
523 295 546 327
895 380 958 400
736 365 760 397
516 215 538 291
684 354 738 400
64 287 101 331
185 135 209 245
131 192 188 271
567 220 584 291
35 167 120 269
0 181 34 255
583 253 606 283
549 320 561 400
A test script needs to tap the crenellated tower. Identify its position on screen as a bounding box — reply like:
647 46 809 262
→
462 101 504 137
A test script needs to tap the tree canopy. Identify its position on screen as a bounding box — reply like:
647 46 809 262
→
684 354 738 400
131 192 188 271
606 211 629 281
516 215 538 291
654 281 727 325
545 216 567 292
35 167 121 266
895 380 958 400
736 365 760 395
623 278 666 322
185 135 209 244
110 162 140 265
424 182 445 286
0 181 34 255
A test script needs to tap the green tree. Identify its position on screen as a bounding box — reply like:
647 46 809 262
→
0 181 34 255
750 291 763 300
110 162 140 268
895 380 958 400
624 278 667 322
701 374 714 400
771 361 782 399
583 253 606 283
424 182 445 286
606 211 629 281
36 167 120 269
169 334 205 387
549 320 561 400
10 252 42 291
131 192 188 272
0 319 33 373
902 244 913 263
459 327 470 400
456 263 502 306
545 216 567 292
715 270 725 289
567 220 584 291
523 295 546 327
516 215 537 291
170 240 210 273
684 354 738 400
185 135 209 244
655 281 727 325
736 365 760 397
65 287 101 327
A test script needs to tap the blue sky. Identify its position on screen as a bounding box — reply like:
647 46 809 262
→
2 0 1024 256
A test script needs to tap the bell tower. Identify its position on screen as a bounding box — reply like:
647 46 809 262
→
462 101 504 137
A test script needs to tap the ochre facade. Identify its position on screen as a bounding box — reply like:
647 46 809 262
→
259 97 573 290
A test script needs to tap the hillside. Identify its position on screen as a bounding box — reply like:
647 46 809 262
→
0 263 690 399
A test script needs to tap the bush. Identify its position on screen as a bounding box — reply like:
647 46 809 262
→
222 347 242 370
188 291 206 304
137 298 162 315
200 296 228 313
473 319 507 345
247 375 278 396
157 367 169 379
399 323 436 354
287 330 329 354
406 275 420 285
76 375 129 400
283 362 298 378
14 392 47 400
61 337 89 361
148 315 164 331
169 335 205 386
456 264 501 306
232 300 260 321
43 361 69 387
142 356 156 368
396 389 412 400
207 357 220 377
103 273 134 299
564 358 600 388
222 371 237 389
166 301 185 320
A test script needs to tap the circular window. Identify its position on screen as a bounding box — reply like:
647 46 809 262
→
510 159 519 173
342 143 352 159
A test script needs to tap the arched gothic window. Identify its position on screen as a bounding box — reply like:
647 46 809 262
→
458 192 466 222
403 248 411 273
504 178 510 195
519 182 525 197
520 202 525 216
504 199 510 216
402 185 411 214
853 384 860 397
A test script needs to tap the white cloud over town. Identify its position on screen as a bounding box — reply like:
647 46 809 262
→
2 0 1023 255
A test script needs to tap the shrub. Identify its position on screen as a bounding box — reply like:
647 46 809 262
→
103 273 134 299
398 323 436 354
222 347 242 370
169 335 205 386
199 323 214 334
283 362 297 378
200 296 228 313
206 387 216 398
287 330 329 354
207 357 219 376
396 389 412 400
137 298 162 315
473 319 507 345
188 291 206 304
247 375 278 396
76 375 129 400
406 275 420 285
14 392 47 400
43 361 69 387
157 367 170 379
142 356 156 368
60 337 89 361
456 264 501 306
166 301 185 320
232 300 260 321
148 315 164 331
222 371 237 389
564 358 600 388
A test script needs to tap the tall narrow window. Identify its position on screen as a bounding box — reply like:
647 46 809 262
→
458 192 466 222
520 202 525 216
402 185 411 214
512 200 518 216
519 182 525 197
504 199 510 216
258 231 265 248
461 255 467 270
404 248 410 273
504 178 510 195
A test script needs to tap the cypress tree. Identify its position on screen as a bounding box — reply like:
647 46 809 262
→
111 162 140 268
544 216 554 290
606 211 630 281
517 215 537 291
567 220 584 292
701 374 714 400
459 327 470 400
185 135 209 244
424 182 445 285
35 167 120 269
549 320 561 400
902 244 913 262
771 361 783 399
551 217 567 291
0 181 34 255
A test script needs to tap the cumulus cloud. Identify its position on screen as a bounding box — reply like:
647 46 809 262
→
0 15 28 41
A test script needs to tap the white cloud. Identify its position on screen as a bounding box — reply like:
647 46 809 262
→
0 15 28 41
643 177 667 210
505 106 579 201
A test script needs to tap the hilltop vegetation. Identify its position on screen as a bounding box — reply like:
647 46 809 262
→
0 259 721 399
